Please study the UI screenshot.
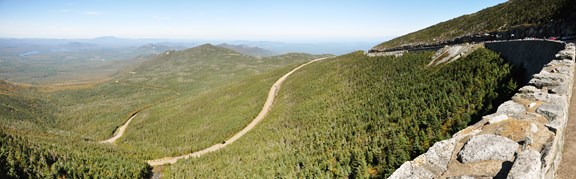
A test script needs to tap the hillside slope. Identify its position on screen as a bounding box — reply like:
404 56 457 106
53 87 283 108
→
164 48 519 178
46 44 323 141
0 80 55 130
1 43 328 177
0 80 151 178
373 0 576 51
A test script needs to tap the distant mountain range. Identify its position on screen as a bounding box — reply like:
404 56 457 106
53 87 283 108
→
135 44 188 55
216 43 276 57
0 37 379 55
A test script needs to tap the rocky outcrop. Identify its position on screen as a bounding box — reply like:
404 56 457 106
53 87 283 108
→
388 42 575 179
428 43 481 66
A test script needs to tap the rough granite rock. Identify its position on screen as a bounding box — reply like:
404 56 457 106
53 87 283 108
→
549 85 569 95
458 134 519 163
518 85 540 94
529 72 568 88
388 138 457 178
417 138 458 173
486 114 509 124
516 92 567 104
447 176 491 179
543 63 572 75
536 103 565 122
508 150 542 179
388 161 434 179
447 176 474 179
496 101 526 115
453 128 482 140
555 49 575 60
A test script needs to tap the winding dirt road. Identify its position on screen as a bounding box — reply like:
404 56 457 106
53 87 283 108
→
100 113 138 144
146 57 328 166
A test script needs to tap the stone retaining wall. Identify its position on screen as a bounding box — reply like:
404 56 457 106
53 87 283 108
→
366 50 407 57
389 42 575 178
485 40 566 84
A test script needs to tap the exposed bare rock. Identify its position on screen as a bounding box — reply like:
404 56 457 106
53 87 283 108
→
531 72 567 86
448 176 491 179
518 85 540 94
417 138 458 173
508 150 542 179
515 91 567 104
486 114 509 124
458 134 519 163
496 101 526 115
537 103 566 122
428 44 480 66
389 138 458 178
388 161 434 179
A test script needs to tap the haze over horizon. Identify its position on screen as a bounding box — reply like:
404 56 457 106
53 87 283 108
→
1 0 506 43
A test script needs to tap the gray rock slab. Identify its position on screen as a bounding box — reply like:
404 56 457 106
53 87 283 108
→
536 103 566 122
496 101 526 115
458 134 519 163
529 72 568 88
516 92 566 104
388 161 434 179
518 85 540 94
418 138 458 173
508 150 542 179
486 113 509 124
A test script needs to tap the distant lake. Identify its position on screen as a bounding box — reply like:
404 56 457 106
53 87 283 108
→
50 49 69 52
19 51 40 56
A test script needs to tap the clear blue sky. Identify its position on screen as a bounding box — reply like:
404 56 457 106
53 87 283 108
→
0 0 507 42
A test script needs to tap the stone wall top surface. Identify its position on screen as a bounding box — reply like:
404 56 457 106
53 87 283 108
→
389 41 575 179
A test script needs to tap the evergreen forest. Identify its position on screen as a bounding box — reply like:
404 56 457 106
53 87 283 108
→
164 48 518 177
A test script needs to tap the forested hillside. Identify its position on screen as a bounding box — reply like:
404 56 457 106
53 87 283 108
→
48 44 325 141
0 45 328 177
0 81 150 178
164 48 518 177
0 129 151 178
373 0 576 50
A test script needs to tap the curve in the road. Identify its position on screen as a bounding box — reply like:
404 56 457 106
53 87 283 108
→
146 57 328 166
100 113 139 144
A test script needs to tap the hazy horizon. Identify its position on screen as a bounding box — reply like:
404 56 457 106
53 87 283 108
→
0 0 506 42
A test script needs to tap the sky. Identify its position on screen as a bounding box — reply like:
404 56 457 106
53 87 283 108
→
0 0 507 42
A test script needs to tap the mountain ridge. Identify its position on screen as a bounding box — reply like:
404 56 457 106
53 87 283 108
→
217 43 277 57
372 0 576 51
